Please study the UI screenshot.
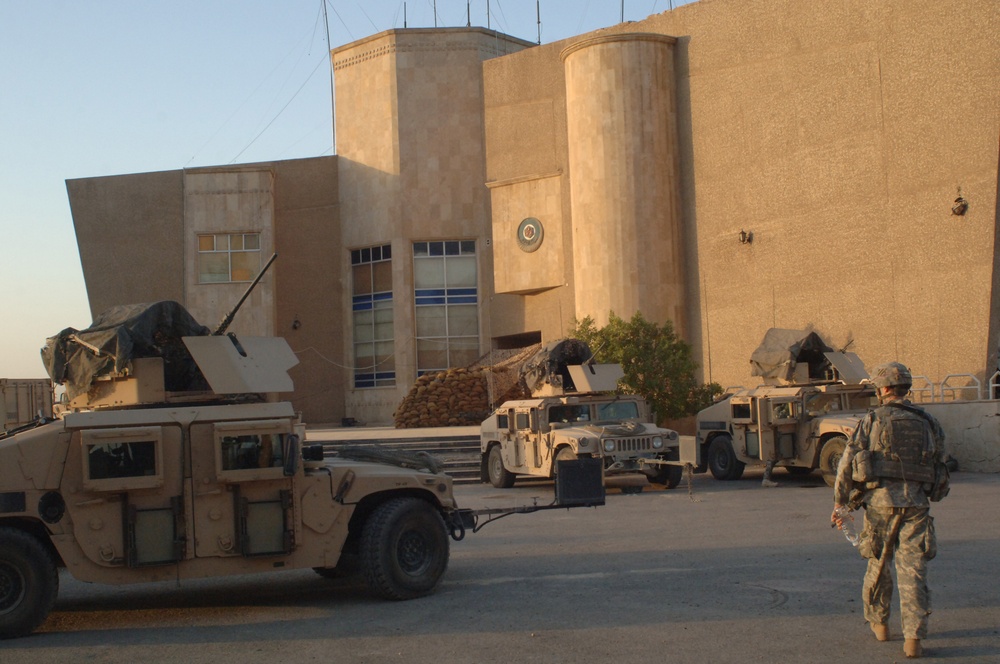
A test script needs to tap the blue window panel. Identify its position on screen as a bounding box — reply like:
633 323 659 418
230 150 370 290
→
446 288 478 296
372 292 393 302
449 296 478 304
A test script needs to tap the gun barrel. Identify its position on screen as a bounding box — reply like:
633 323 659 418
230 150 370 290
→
214 252 278 335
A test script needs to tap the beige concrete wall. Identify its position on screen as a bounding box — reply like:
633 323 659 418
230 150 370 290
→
67 170 185 317
922 402 1000 473
488 173 565 294
271 156 343 424
562 33 686 332
333 28 532 424
183 169 275 337
482 0 1000 394
68 157 342 425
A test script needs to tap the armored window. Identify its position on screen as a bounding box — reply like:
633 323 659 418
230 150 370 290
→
352 244 395 389
197 233 261 283
496 414 509 429
731 402 754 423
596 402 639 421
515 412 530 430
82 427 164 491
214 420 293 481
413 240 479 375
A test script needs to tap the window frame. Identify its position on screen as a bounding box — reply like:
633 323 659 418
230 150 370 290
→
197 232 262 284
352 243 395 389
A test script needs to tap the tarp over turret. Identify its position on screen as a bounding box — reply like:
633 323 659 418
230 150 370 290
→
748 328 870 385
41 301 211 400
519 338 593 395
749 328 832 384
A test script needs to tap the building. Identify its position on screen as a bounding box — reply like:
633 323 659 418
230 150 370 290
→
68 0 1000 425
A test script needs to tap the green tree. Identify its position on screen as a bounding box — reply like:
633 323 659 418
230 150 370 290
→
569 312 721 424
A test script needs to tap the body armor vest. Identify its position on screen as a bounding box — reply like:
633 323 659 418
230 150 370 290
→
871 405 936 484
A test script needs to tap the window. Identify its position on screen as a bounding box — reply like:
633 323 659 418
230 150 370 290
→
213 420 293 481
352 244 394 388
81 427 164 491
413 240 479 374
596 402 639 421
198 233 261 283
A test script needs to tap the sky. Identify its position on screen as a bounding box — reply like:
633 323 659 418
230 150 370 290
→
0 0 694 379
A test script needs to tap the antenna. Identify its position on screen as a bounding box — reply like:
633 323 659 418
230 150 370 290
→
467 1 471 27
487 0 491 29
434 0 437 27
536 0 541 44
321 0 336 154
404 2 407 28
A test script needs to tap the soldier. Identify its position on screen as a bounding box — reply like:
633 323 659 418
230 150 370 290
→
831 362 950 659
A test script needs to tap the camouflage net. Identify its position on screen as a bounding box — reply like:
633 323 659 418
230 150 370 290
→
392 344 540 428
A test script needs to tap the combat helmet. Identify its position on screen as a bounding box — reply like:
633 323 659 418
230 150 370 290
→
871 361 912 389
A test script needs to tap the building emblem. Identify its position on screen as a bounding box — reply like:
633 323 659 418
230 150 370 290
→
516 217 544 253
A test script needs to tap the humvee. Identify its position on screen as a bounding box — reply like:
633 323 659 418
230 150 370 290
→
480 340 695 492
693 328 875 486
0 297 603 639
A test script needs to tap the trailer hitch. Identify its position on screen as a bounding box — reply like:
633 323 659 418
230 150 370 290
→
446 457 605 540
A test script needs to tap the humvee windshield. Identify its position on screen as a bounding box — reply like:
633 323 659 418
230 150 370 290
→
548 405 591 423
596 401 639 421
805 393 841 416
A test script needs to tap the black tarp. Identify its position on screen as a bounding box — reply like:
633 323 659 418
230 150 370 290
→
41 301 211 400
749 328 832 383
519 338 593 394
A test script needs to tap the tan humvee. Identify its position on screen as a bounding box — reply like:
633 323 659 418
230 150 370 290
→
481 362 697 492
0 313 464 639
694 328 876 486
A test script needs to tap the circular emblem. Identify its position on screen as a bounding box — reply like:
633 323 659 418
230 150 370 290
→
516 217 544 253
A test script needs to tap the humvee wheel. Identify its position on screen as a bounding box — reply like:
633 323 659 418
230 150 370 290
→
708 434 745 481
651 454 683 489
0 527 59 639
487 446 516 488
819 435 848 487
361 498 449 600
551 446 577 479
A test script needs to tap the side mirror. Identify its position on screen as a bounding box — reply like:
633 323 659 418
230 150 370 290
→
283 434 301 476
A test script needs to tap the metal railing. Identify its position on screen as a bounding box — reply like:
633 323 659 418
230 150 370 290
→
912 373 990 403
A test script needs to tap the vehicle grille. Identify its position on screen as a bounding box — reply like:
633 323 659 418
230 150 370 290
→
611 437 655 454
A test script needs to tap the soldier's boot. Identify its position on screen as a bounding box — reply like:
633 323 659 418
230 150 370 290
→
871 623 889 642
904 638 922 658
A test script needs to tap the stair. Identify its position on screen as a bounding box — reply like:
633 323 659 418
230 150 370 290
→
310 434 483 484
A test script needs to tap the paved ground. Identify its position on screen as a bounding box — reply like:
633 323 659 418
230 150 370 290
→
4 470 998 663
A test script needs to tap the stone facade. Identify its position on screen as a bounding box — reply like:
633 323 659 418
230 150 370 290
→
67 0 1000 427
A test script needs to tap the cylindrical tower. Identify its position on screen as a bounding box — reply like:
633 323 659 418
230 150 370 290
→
561 33 686 333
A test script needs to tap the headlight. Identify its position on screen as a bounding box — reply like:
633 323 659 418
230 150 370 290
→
603 440 616 452
652 436 664 449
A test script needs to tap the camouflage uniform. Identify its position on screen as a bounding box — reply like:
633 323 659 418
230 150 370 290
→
833 397 947 640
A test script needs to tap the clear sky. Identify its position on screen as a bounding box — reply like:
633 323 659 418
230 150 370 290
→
0 0 693 379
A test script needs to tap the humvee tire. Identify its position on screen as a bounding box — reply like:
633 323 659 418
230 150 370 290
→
0 528 59 639
819 435 848 488
361 498 449 600
551 446 577 479
708 434 745 481
651 462 683 489
487 445 516 488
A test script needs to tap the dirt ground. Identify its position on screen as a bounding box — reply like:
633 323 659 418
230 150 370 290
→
4 470 998 663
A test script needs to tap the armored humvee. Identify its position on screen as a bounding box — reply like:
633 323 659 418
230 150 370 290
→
0 295 605 639
694 329 876 486
481 340 696 492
